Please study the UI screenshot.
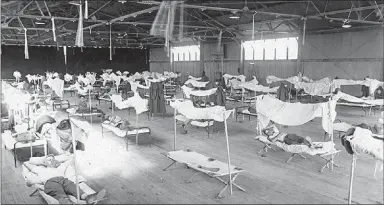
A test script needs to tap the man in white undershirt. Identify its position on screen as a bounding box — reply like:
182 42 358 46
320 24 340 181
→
23 155 106 204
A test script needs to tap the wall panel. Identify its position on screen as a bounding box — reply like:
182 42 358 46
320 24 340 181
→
245 60 297 85
302 28 383 81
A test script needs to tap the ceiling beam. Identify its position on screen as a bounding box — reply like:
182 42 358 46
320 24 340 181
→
114 21 217 30
307 4 384 17
196 10 244 37
83 6 160 30
1 14 107 23
309 16 383 25
183 4 303 18
88 1 111 18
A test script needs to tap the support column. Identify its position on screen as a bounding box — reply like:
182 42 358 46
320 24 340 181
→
296 19 305 74
169 43 173 72
199 39 205 74
239 39 244 75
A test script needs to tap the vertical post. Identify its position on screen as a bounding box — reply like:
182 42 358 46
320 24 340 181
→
239 40 244 75
135 113 139 146
89 88 92 124
199 39 205 75
174 108 177 151
111 100 114 117
223 112 232 195
328 97 334 170
70 120 80 204
169 44 173 73
296 20 304 75
348 154 356 205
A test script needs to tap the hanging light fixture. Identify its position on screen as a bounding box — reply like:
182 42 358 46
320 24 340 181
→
342 5 353 28
342 19 351 28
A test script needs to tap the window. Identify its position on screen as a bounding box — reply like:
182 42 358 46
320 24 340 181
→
287 37 298 60
275 38 288 60
243 37 298 60
264 39 275 60
171 45 200 62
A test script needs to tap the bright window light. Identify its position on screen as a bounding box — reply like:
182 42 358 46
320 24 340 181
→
171 45 200 62
243 36 298 61
264 39 275 60
287 37 298 60
275 38 288 60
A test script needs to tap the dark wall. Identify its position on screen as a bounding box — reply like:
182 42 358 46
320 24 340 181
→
1 46 149 79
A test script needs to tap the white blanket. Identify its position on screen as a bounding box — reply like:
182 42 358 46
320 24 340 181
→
170 100 233 122
110 93 149 114
47 78 64 98
130 81 150 92
188 75 201 81
64 73 73 82
266 75 314 84
256 95 337 133
240 83 278 93
348 127 383 161
184 79 209 88
338 92 384 106
295 81 333 96
181 85 217 98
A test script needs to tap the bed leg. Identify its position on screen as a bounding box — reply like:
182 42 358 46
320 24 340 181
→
14 143 17 168
185 172 200 183
163 161 176 171
286 154 295 163
258 146 266 155
298 154 306 159
30 189 39 197
125 136 129 151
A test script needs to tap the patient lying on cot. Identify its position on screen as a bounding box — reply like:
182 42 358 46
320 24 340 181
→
262 123 321 148
103 115 135 131
22 155 106 204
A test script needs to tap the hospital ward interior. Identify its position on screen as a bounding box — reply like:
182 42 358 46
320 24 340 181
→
1 0 384 204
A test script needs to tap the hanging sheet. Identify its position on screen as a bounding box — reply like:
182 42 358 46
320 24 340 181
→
256 95 338 133
170 100 233 122
110 93 148 114
182 85 217 98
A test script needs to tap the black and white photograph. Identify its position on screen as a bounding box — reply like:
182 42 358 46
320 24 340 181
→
0 0 383 204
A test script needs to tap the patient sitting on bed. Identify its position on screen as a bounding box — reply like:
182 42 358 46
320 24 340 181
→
23 155 106 204
262 123 318 148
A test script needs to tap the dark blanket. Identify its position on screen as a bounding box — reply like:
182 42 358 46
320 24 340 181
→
35 115 56 133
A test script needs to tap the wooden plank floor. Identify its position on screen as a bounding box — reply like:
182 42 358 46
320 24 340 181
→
2 92 383 204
